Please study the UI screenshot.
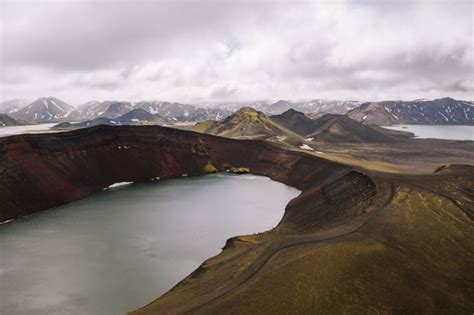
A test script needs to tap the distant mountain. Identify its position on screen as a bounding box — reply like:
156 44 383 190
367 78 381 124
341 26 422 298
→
270 109 322 135
67 100 231 122
134 101 230 121
53 108 171 130
216 100 362 115
193 107 297 138
195 107 409 143
71 101 111 120
101 102 135 118
0 99 30 114
0 113 29 127
117 108 170 124
348 98 474 125
305 114 408 143
11 97 75 122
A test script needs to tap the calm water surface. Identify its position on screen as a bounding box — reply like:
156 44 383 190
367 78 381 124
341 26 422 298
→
382 124 473 141
0 174 299 314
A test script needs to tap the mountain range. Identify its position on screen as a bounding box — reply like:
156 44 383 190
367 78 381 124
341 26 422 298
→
194 107 409 144
1 96 473 126
53 108 172 130
348 97 473 125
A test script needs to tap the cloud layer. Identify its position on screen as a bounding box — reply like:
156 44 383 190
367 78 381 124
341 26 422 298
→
1 0 473 104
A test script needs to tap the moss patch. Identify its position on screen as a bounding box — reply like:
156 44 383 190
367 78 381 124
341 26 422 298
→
230 167 250 174
203 160 217 173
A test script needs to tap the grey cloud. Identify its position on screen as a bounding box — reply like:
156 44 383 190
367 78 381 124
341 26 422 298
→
1 1 274 71
1 0 472 103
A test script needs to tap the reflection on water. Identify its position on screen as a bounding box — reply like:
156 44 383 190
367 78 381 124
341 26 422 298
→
0 174 299 314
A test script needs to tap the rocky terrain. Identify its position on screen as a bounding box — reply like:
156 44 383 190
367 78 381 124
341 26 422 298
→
0 125 472 314
348 97 474 125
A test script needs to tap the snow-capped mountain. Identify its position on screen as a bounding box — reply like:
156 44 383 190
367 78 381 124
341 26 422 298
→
134 101 231 121
214 100 362 115
64 100 231 122
11 97 75 122
0 99 30 114
101 102 136 118
347 97 474 125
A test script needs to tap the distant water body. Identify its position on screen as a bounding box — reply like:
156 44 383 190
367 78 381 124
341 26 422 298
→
0 174 300 315
0 123 57 137
382 124 473 141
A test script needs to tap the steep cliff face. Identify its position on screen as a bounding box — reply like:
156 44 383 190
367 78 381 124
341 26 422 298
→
0 125 352 222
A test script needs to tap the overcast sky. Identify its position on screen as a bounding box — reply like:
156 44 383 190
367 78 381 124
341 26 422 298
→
1 0 473 105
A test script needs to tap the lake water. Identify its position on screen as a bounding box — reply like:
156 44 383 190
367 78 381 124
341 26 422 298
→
382 124 473 141
0 123 58 137
0 174 299 315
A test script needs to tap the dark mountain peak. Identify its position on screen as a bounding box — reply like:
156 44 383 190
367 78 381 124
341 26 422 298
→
271 109 318 136
118 108 158 121
280 108 304 117
308 114 402 143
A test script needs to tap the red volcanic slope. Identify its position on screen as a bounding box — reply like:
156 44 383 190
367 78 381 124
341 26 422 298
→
0 125 360 222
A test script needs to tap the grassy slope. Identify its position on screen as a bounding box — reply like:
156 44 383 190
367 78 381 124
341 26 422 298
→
133 166 474 314
198 186 473 314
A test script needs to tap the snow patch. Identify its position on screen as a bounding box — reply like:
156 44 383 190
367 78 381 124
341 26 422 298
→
300 144 314 151
105 182 133 189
